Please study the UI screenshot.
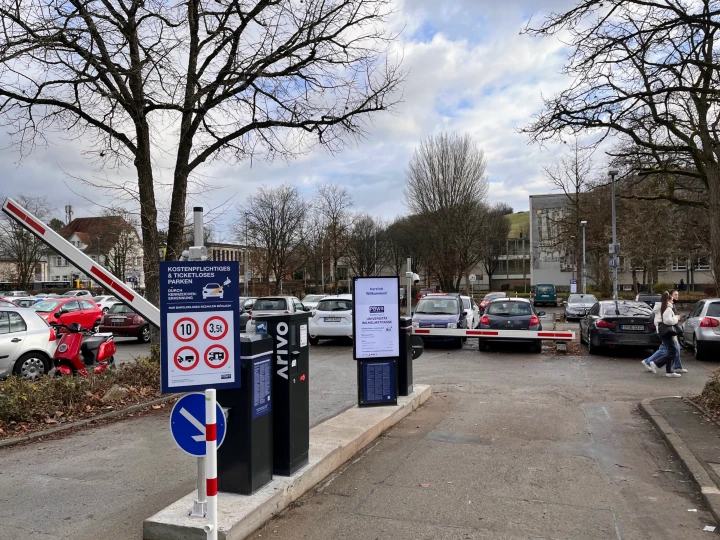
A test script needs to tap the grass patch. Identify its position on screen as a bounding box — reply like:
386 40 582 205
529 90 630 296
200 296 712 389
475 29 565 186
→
693 369 720 422
0 358 161 438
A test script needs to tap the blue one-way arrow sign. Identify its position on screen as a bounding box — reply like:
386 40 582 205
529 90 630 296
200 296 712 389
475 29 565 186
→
169 393 226 457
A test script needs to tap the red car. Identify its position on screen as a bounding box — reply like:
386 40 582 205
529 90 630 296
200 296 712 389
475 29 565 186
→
416 288 437 302
33 298 103 332
479 292 509 313
98 303 151 343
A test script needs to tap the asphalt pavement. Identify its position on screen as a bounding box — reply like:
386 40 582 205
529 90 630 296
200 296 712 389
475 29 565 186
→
2 313 718 540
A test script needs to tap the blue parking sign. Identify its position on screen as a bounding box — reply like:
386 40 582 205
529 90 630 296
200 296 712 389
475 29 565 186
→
169 393 226 457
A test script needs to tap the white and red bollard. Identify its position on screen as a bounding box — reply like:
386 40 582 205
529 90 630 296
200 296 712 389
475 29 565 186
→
204 389 218 540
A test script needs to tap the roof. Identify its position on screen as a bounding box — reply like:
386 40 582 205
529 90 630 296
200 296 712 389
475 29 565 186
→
59 216 135 253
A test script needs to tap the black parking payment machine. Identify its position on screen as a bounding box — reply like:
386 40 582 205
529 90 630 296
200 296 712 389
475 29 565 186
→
253 311 311 476
216 333 274 495
352 276 401 407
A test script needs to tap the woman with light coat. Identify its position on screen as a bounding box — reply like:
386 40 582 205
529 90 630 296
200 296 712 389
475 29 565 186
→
648 291 682 378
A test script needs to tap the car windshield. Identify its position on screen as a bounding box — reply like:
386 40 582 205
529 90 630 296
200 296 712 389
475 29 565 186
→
568 294 597 304
253 298 288 310
707 302 720 317
537 285 553 293
109 304 134 314
303 295 325 303
415 298 458 315
486 302 532 316
0 300 16 306
34 301 61 312
63 291 78 296
93 296 107 302
602 302 652 317
485 293 506 301
317 299 353 311
206 283 220 289
639 295 661 301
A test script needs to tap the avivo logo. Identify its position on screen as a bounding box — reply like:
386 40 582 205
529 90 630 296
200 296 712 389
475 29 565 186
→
275 322 290 380
369 306 384 313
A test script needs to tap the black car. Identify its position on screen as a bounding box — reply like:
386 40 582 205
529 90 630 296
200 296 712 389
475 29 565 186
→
477 298 545 352
636 294 662 308
580 300 660 354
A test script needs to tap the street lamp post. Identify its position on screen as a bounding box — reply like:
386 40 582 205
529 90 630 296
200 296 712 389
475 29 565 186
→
580 221 587 295
244 213 249 297
608 168 620 300
570 235 576 282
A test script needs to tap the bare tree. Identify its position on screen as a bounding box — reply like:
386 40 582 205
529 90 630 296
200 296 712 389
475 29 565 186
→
404 132 489 291
315 183 354 292
523 0 720 290
479 205 511 291
0 195 52 288
0 0 404 305
101 208 141 283
345 214 388 277
239 185 306 294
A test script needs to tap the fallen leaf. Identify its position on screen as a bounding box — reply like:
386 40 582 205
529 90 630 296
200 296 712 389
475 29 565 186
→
55 411 63 417
653 474 659 478
44 418 57 424
152 405 162 410
420 483 430 488
447 481 453 484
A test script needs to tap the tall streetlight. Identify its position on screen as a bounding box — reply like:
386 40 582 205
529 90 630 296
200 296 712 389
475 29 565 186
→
570 235 576 283
244 213 250 296
580 220 587 295
608 168 619 300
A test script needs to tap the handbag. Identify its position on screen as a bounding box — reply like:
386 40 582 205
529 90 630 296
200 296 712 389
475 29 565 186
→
658 322 681 338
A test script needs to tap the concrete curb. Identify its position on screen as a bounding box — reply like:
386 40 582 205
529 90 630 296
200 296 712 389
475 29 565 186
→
0 394 177 450
143 384 432 540
640 397 720 525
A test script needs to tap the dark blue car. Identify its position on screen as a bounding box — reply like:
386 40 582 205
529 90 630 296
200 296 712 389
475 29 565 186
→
412 294 467 348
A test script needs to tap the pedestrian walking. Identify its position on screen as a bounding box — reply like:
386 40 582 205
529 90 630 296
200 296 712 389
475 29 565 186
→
645 291 682 377
642 289 686 373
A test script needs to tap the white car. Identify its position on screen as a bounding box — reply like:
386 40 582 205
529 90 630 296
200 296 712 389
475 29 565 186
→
245 296 308 333
62 290 92 297
202 283 224 299
9 297 37 309
460 295 481 329
300 294 326 310
2 291 31 300
0 307 58 381
308 295 353 345
93 295 121 314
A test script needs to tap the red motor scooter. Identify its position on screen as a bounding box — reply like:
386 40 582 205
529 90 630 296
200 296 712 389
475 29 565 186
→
53 322 116 376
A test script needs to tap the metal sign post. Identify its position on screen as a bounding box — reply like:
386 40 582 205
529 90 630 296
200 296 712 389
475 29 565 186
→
204 389 218 540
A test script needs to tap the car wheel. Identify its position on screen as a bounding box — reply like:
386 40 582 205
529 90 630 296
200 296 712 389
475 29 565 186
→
13 352 49 381
102 307 109 314
478 338 487 351
138 325 151 343
309 336 319 346
587 331 601 355
453 338 463 349
530 340 542 353
579 325 586 344
693 335 708 361
678 332 686 348
93 320 101 333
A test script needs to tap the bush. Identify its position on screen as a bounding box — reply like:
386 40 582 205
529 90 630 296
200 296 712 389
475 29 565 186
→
653 282 674 294
695 369 720 421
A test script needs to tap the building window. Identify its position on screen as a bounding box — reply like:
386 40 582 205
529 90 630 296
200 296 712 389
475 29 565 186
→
672 259 688 271
337 267 348 280
695 258 711 271
56 256 63 266
62 275 68 281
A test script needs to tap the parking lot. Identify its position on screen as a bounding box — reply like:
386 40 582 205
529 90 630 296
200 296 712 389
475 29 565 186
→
1 322 716 539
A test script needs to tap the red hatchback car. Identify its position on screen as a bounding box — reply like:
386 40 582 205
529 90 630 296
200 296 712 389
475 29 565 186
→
98 303 151 343
33 298 103 332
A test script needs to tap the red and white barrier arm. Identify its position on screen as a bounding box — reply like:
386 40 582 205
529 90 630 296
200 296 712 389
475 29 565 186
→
412 328 575 340
2 197 160 328
204 389 218 540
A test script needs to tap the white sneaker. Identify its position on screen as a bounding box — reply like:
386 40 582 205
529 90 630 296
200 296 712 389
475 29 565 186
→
649 361 658 374
675 369 688 373
666 373 681 378
642 360 653 372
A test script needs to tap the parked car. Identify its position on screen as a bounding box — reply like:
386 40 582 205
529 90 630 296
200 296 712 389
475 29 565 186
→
238 297 258 332
245 296 309 333
98 303 151 343
460 295 480 329
635 293 662 308
477 298 544 352
308 295 353 345
0 299 19 308
2 291 31 299
416 288 437 302
564 294 598 321
479 292 509 313
579 300 660 355
33 298 103 333
12 297 37 308
300 294 326 310
92 295 121 314
62 290 93 298
680 298 720 360
533 284 558 306
412 294 468 348
0 307 57 381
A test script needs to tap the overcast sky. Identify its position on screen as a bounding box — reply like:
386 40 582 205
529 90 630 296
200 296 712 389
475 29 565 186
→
0 0 590 242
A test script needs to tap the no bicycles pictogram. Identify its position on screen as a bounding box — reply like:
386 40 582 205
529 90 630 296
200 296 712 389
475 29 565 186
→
204 344 230 369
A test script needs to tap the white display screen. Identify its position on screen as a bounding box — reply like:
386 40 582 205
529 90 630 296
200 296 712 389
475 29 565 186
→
353 277 400 359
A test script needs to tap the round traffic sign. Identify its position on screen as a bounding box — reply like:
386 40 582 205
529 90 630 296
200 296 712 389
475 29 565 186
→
469 274 477 282
173 317 199 342
204 316 228 340
174 346 200 371
169 393 226 457
204 344 230 369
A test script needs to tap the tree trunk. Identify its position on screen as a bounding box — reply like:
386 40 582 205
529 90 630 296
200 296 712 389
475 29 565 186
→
708 166 720 294
487 272 493 292
135 121 160 308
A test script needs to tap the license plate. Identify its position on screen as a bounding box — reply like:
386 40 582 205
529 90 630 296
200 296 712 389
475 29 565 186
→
324 317 341 322
622 325 645 331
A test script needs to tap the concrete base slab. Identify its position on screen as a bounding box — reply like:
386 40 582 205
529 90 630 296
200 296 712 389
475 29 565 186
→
143 384 431 540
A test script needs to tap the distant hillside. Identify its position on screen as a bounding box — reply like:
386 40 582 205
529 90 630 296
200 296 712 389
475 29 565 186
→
505 211 529 238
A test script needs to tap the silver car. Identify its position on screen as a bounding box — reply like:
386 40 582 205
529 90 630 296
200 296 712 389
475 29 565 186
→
300 294 326 310
564 294 598 321
245 296 310 333
0 307 58 381
680 298 720 360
